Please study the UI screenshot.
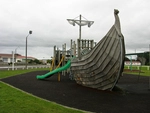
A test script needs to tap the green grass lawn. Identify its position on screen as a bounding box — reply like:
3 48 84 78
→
0 69 85 113
0 68 49 79
124 65 150 76
123 70 150 76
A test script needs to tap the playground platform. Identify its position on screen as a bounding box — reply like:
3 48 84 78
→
1 71 150 113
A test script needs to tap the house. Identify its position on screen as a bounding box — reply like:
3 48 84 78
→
124 61 141 66
0 53 36 63
0 53 14 63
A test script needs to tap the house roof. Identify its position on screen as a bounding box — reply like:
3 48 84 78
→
0 54 12 58
20 56 36 60
0 53 36 59
125 61 141 63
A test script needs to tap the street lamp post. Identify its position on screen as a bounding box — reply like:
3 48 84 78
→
67 15 94 59
25 30 32 69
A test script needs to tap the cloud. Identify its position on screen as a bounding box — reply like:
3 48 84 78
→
0 0 150 58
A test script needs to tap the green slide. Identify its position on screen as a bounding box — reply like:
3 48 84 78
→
36 60 71 80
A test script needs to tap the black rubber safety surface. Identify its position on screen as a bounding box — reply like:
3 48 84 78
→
1 71 150 113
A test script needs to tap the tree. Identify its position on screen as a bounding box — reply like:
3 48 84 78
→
33 59 42 64
28 60 34 64
137 52 150 65
47 59 51 64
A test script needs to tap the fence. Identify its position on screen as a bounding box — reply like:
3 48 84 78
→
0 65 50 70
124 65 150 70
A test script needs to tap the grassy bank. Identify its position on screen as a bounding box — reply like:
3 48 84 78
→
123 71 150 76
124 65 150 76
0 68 49 79
0 69 85 113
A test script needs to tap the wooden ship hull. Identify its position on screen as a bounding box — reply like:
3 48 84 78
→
71 9 125 91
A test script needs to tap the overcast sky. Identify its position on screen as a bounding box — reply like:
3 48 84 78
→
0 0 150 59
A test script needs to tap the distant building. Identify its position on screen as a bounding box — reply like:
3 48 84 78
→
124 61 141 66
0 53 36 63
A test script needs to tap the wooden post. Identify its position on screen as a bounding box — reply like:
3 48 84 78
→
64 43 66 76
79 14 81 40
149 44 150 90
70 39 73 57
12 51 14 70
77 39 81 59
73 41 76 57
58 50 60 65
58 73 60 81
90 40 94 49
87 40 89 49
53 45 56 69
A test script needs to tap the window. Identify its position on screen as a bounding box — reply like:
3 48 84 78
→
3 58 8 62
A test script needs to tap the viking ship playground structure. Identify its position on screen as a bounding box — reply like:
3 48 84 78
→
37 9 125 91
